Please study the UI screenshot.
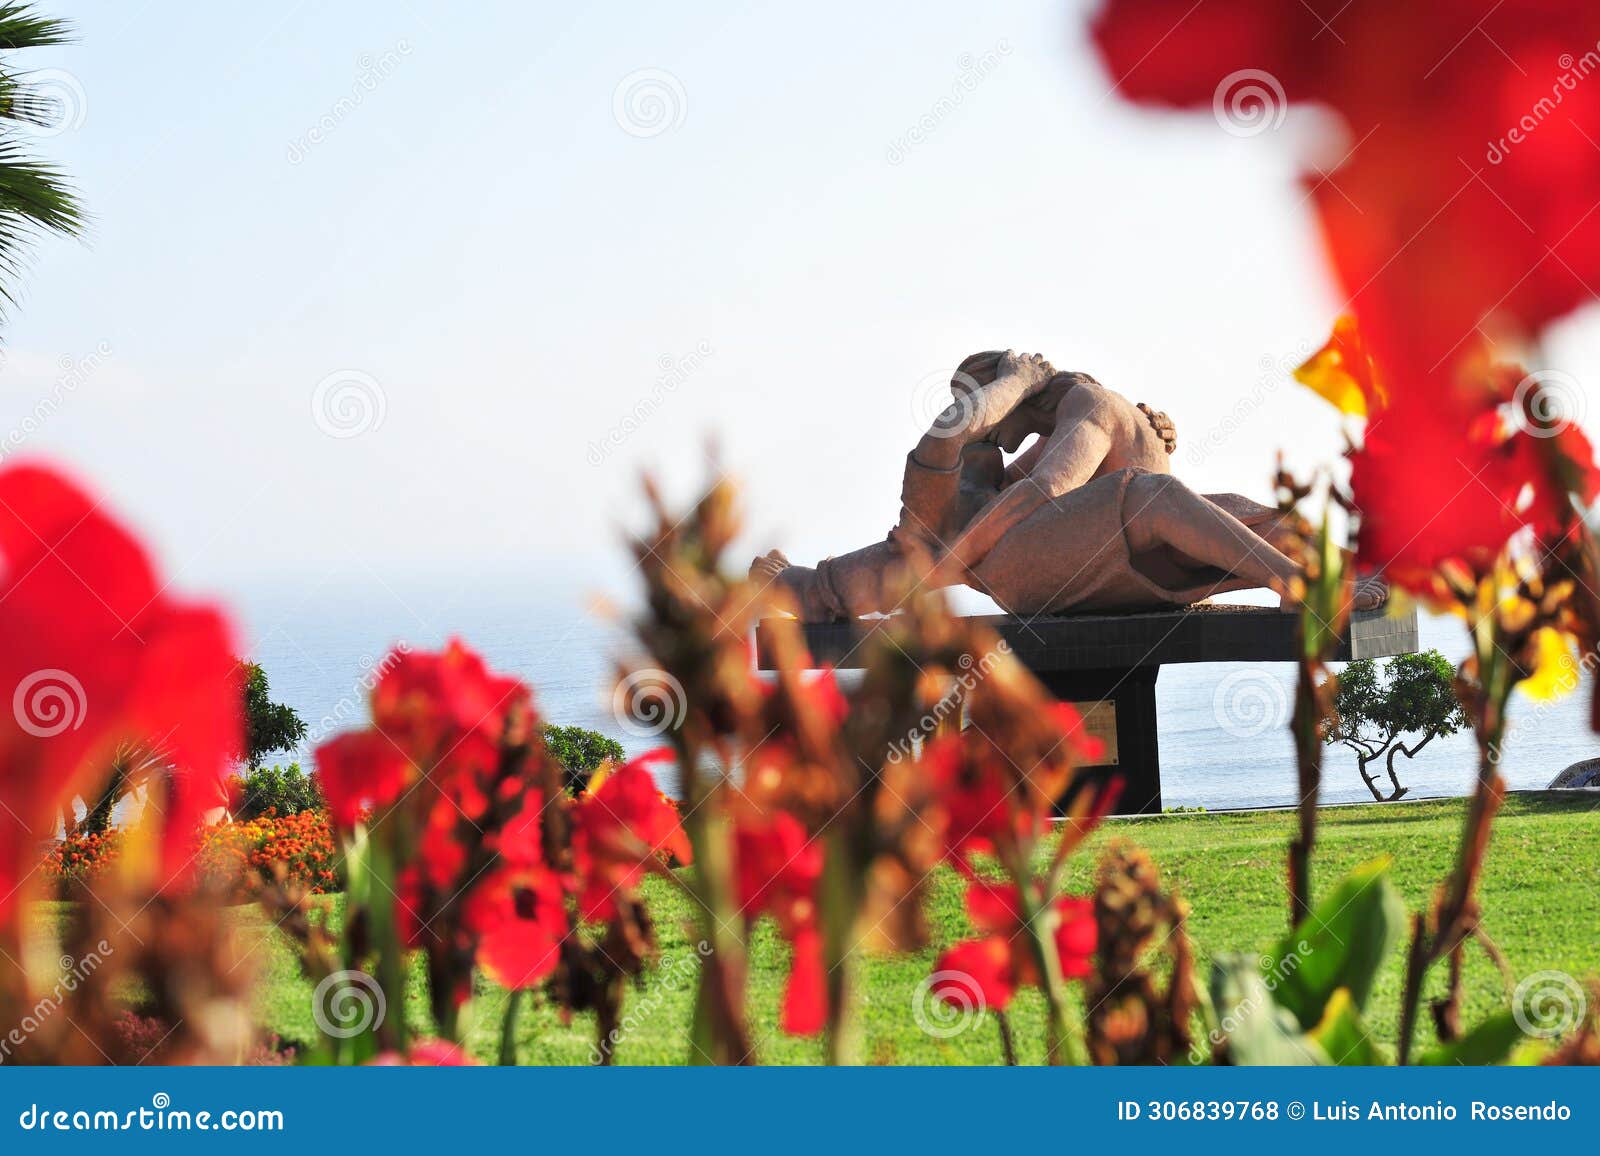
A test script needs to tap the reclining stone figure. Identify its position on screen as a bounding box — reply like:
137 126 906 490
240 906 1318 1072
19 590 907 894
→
753 350 1385 621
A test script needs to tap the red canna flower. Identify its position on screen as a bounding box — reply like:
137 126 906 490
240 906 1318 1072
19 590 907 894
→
314 729 410 828
314 640 562 1026
570 748 691 921
922 701 1107 867
734 809 826 1034
1092 1 1600 359
371 640 530 757
1090 2 1600 582
1292 320 1600 590
934 880 1097 1013
315 640 533 830
0 464 240 917
463 864 566 990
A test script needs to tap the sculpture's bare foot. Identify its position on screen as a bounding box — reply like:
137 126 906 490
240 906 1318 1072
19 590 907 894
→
750 551 840 621
1275 574 1389 613
750 549 792 582
1354 575 1388 612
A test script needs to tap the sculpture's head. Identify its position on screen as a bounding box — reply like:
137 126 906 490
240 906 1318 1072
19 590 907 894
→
992 372 1097 450
951 353 1092 452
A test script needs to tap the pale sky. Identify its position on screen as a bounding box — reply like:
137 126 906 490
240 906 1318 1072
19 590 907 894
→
5 0 1600 615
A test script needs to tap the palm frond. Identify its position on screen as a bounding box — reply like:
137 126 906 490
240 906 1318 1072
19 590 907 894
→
0 3 81 318
0 3 69 51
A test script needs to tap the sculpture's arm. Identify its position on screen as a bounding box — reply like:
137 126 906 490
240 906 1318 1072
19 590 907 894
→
935 391 1115 578
908 352 1052 471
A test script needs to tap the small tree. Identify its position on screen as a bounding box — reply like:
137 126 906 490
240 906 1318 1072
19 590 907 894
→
540 723 625 795
233 763 324 821
241 661 308 769
74 662 305 832
1326 650 1467 801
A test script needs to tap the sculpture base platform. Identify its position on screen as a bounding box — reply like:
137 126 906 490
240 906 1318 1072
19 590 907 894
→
754 603 1420 816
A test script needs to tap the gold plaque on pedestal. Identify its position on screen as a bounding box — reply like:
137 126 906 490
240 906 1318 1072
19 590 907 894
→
1070 700 1119 765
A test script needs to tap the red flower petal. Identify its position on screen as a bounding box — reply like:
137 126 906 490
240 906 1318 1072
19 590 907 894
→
0 464 240 910
466 866 567 989
964 879 1021 935
934 937 1016 1013
1052 895 1098 980
314 730 410 828
780 925 828 1036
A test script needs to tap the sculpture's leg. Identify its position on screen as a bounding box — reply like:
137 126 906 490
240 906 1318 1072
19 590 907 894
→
1204 493 1300 553
752 540 934 621
1124 473 1300 592
753 447 975 621
1202 491 1387 609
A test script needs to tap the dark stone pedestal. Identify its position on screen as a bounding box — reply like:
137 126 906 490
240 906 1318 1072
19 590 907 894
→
1036 665 1163 814
754 604 1419 816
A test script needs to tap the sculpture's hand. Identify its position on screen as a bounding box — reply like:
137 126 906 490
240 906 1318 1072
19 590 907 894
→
1138 402 1177 455
954 350 1053 441
994 350 1054 393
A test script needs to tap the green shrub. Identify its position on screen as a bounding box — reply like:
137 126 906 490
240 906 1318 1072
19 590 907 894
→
232 763 324 821
540 723 625 795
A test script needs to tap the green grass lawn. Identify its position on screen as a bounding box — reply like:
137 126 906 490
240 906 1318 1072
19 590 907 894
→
40 792 1600 1064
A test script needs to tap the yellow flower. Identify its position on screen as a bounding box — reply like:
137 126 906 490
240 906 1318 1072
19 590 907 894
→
1520 627 1580 701
1294 315 1385 417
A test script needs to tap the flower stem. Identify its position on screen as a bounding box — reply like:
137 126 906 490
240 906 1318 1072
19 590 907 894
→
498 989 523 1066
820 831 863 1066
1396 619 1509 1063
1014 876 1082 1066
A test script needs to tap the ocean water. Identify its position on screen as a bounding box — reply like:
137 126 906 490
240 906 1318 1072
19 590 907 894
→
239 581 1600 811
